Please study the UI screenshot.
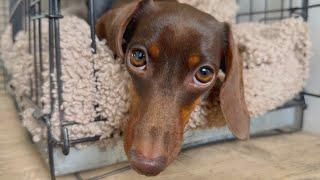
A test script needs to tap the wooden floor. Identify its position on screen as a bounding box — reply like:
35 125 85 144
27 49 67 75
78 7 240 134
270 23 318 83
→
1 82 320 179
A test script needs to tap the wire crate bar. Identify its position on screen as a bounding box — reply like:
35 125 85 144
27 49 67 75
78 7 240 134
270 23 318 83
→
2 0 320 179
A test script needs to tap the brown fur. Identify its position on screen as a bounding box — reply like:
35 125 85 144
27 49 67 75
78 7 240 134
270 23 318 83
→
96 0 250 176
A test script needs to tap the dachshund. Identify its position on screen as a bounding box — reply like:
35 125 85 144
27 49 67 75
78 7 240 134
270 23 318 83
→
96 0 250 176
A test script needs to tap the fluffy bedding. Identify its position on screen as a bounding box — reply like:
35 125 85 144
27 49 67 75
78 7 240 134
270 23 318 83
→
0 1 311 144
178 0 238 23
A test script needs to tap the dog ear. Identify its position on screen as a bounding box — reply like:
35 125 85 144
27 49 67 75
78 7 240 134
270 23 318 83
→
219 23 250 140
95 0 153 58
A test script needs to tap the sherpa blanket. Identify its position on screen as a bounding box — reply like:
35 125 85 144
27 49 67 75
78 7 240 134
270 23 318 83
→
0 3 310 144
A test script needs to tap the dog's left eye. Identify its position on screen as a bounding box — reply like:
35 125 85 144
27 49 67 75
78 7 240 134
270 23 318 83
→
194 66 214 84
130 49 146 68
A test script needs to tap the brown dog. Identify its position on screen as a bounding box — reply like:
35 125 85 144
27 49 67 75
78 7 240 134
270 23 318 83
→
96 0 250 176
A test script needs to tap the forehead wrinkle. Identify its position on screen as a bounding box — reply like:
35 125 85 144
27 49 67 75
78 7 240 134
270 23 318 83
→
157 25 201 54
149 8 218 35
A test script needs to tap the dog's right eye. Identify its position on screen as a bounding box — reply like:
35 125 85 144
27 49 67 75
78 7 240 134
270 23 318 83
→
194 66 214 84
130 49 146 68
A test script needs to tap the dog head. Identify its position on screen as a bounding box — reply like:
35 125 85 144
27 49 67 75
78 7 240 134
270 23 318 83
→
96 0 249 176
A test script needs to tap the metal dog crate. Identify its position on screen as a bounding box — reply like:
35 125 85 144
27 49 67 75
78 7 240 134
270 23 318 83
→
2 0 320 179
0 0 9 34
0 0 9 92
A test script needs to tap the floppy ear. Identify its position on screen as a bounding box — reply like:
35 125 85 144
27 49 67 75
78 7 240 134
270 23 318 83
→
219 23 250 140
95 0 153 58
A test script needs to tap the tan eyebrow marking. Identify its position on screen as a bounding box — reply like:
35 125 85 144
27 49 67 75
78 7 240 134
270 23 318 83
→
188 54 201 69
148 43 160 59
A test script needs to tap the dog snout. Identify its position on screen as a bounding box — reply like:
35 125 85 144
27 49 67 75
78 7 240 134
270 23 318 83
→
129 150 167 176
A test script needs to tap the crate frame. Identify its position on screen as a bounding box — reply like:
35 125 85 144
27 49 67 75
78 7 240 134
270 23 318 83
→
2 0 320 179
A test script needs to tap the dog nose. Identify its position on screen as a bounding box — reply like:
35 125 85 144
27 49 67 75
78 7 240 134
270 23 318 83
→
129 150 167 176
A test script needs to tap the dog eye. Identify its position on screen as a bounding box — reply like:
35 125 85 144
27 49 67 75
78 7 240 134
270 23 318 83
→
130 49 146 68
194 66 214 84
